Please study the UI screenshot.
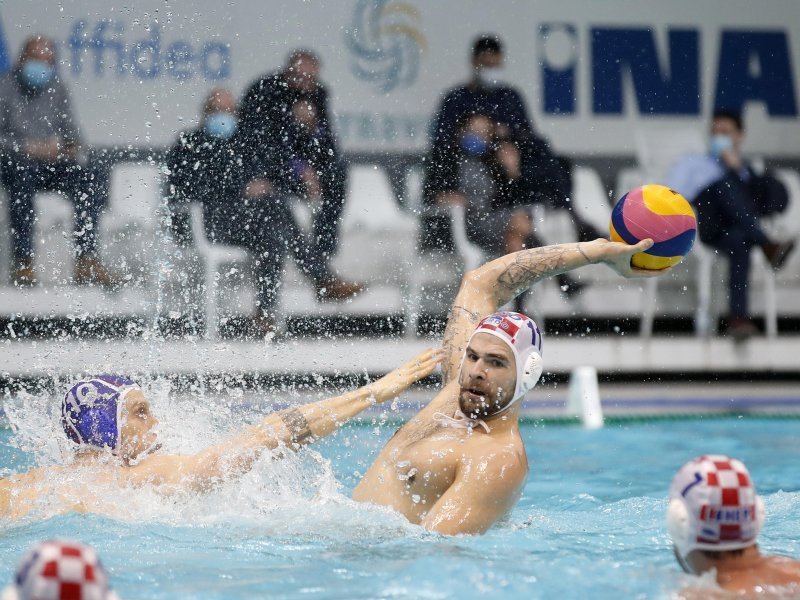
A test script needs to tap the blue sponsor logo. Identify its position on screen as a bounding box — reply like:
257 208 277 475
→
66 18 230 81
345 0 426 93
541 25 797 117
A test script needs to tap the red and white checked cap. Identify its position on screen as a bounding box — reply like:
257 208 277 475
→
667 455 764 559
4 540 118 600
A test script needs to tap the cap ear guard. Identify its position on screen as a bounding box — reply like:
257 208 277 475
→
519 351 543 396
666 498 692 561
666 495 766 566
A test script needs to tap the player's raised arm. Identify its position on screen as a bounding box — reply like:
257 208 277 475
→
129 348 444 490
441 238 661 382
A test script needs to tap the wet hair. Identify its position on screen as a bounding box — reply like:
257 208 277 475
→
472 35 503 58
712 107 743 132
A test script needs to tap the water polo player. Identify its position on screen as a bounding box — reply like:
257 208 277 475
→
0 348 444 519
666 455 800 594
354 237 663 534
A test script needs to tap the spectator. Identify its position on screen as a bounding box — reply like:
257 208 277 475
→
424 111 584 301
666 455 800 594
239 49 348 269
666 108 795 339
422 34 600 255
2 539 120 600
166 88 363 337
0 35 118 288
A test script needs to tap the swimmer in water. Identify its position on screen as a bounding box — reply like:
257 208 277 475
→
666 455 800 597
0 348 443 520
353 238 665 534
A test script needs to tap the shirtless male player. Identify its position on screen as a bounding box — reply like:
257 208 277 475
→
354 237 663 534
0 349 443 519
666 454 800 597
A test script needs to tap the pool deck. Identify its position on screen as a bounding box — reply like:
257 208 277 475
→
2 335 799 419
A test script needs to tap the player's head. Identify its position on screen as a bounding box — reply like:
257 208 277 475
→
666 455 764 574
458 311 543 419
62 375 159 462
3 539 119 600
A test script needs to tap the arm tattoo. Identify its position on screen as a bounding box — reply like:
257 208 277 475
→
279 408 314 446
497 246 571 298
441 305 482 383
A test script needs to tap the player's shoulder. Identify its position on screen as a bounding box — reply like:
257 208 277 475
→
464 433 526 471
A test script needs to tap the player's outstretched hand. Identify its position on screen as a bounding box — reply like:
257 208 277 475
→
369 348 445 404
585 238 673 278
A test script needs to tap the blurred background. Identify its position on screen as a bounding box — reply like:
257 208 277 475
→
0 0 798 414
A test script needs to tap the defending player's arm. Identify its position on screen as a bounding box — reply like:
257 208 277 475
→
441 238 661 382
130 348 444 490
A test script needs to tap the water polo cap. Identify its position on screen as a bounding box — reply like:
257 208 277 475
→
666 455 765 564
61 375 139 454
3 539 119 600
461 311 543 416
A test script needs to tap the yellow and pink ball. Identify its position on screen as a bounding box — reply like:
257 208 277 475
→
610 184 697 270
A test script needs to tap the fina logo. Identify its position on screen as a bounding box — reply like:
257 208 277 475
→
344 0 426 93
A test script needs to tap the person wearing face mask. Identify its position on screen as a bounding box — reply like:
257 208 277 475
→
424 111 587 303
666 108 794 340
0 35 119 288
166 88 363 337
422 35 601 276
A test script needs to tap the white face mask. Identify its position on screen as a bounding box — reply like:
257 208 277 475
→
477 66 503 87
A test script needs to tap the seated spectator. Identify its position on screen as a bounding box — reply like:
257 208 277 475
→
0 35 118 288
2 539 120 600
422 34 600 256
666 455 800 595
424 112 584 301
239 49 349 270
166 88 363 337
666 108 795 339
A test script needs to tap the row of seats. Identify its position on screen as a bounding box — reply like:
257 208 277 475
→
0 160 798 338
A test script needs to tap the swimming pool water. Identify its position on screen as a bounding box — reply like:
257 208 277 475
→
2 417 799 599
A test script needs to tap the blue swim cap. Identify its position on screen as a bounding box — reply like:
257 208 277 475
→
61 375 139 453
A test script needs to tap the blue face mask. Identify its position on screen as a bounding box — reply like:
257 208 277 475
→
709 134 733 158
461 133 490 156
205 112 237 140
21 59 54 89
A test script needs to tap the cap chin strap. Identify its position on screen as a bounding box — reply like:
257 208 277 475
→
666 496 765 566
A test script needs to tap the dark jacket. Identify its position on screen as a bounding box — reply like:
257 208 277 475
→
165 127 283 237
239 71 340 169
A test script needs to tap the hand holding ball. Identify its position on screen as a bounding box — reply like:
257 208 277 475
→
609 184 697 270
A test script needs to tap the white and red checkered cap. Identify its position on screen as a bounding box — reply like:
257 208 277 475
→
3 540 119 600
462 311 543 412
666 455 764 559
